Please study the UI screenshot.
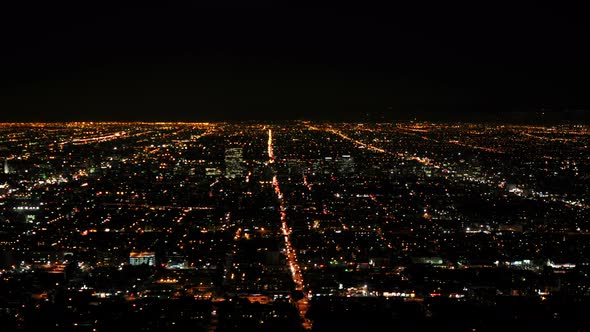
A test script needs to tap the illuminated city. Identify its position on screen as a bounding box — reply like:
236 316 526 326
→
2 2 590 331
1 121 589 331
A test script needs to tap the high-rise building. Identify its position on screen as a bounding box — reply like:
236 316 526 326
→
3 159 9 175
225 147 245 179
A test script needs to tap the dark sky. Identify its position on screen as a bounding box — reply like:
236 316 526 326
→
1 1 589 121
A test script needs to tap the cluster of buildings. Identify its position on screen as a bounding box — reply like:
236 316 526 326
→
0 121 588 331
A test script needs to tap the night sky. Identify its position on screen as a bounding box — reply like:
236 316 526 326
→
1 1 589 122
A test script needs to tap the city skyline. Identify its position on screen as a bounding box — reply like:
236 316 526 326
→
2 2 590 331
1 121 589 331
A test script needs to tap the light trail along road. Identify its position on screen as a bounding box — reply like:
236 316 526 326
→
267 128 312 330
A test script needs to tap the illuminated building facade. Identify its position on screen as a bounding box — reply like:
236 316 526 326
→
225 147 245 179
129 252 156 266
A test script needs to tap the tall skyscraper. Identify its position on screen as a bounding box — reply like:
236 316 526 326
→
225 147 245 179
3 159 9 175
